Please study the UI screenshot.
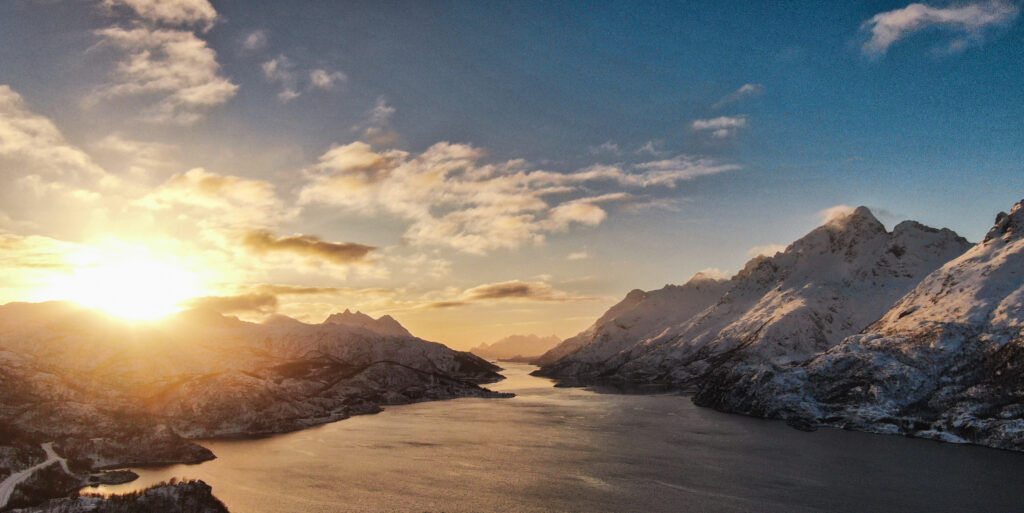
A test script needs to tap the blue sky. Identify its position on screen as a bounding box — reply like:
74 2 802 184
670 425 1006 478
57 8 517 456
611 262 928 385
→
0 0 1021 347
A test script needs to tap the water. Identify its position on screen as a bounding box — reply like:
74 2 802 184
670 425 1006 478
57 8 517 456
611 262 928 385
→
92 364 1024 512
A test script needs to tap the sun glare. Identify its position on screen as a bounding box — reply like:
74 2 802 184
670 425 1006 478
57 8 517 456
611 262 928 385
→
40 246 206 320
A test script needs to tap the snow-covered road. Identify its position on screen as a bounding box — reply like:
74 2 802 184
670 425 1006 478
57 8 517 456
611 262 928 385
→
0 442 73 509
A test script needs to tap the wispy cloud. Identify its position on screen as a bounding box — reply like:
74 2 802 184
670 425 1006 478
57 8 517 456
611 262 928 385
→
243 30 268 51
691 115 748 138
310 69 347 90
299 141 738 254
567 251 589 260
747 244 787 257
712 83 763 109
818 204 856 224
588 140 621 155
262 56 347 101
862 0 1020 55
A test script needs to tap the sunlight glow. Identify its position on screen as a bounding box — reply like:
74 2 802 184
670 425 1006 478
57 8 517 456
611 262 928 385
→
39 245 206 320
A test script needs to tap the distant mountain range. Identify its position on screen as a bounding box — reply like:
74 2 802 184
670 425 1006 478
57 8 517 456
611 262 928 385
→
470 334 561 362
0 305 508 509
536 200 1024 451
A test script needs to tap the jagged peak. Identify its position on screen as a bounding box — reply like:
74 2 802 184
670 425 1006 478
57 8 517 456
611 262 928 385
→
984 199 1024 243
825 205 885 233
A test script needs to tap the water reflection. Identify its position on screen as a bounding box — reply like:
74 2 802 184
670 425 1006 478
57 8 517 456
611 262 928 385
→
90 363 1024 512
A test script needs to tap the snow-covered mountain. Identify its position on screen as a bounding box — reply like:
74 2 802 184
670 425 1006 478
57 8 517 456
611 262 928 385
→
533 271 730 374
535 207 971 387
696 199 1024 451
0 304 508 508
470 334 561 361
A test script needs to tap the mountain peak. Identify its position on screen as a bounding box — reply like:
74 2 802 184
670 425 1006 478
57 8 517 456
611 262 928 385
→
828 206 884 233
323 310 412 337
984 199 1024 243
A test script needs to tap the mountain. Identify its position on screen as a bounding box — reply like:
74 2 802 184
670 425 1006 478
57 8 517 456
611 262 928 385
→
535 207 971 388
0 304 508 509
470 334 561 362
323 309 412 337
695 199 1024 451
532 271 731 374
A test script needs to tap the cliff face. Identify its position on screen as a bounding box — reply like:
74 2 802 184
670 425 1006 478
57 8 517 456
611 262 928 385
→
695 200 1024 452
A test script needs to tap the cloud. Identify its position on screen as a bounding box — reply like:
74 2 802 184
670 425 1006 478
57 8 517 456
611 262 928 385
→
242 230 377 265
712 83 763 109
862 0 1019 55
262 55 300 102
747 244 787 257
567 251 589 260
300 140 738 254
353 97 399 146
243 30 268 51
0 86 109 182
262 57 347 101
183 293 278 315
691 116 748 138
139 168 292 228
588 140 621 155
92 26 238 124
243 284 392 297
424 280 597 308
635 140 667 156
310 69 347 90
0 232 78 270
92 133 178 177
818 204 857 224
101 0 218 30
693 267 733 281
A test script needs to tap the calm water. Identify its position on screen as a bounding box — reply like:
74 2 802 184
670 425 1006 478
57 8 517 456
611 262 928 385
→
94 363 1024 512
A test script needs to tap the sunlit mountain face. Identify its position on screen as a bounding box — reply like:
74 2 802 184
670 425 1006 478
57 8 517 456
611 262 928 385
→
1 0 1022 349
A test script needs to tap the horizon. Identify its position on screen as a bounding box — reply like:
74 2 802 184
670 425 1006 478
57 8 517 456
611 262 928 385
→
1 0 1023 349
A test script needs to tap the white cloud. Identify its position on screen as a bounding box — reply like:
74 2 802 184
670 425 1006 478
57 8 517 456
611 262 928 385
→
693 267 732 281
101 0 217 30
818 204 856 224
712 83 763 109
691 116 748 138
299 141 738 254
862 0 1019 55
354 97 399 146
0 86 109 181
310 69 348 90
139 168 293 228
243 30 268 51
93 26 238 124
262 55 300 102
747 244 787 257
567 251 589 260
92 133 178 177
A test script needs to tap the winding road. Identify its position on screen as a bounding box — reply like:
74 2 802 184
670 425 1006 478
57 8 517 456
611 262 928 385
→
0 442 73 509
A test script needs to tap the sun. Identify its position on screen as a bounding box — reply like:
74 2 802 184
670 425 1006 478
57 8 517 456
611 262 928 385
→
41 246 206 321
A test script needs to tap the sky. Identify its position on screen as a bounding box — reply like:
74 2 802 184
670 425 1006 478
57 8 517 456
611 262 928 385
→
0 0 1022 349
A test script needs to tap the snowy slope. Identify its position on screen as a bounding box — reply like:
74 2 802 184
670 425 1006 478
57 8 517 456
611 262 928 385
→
695 199 1024 451
533 272 730 377
537 207 971 387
